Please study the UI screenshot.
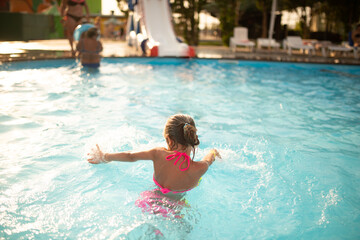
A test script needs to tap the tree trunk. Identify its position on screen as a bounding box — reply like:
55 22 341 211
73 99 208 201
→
234 0 241 26
301 6 310 39
261 3 268 38
175 0 204 46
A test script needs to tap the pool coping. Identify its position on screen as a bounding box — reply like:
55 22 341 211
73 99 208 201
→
0 39 359 66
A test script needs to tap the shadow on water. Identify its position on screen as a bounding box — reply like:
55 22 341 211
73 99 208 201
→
320 69 360 79
123 223 165 240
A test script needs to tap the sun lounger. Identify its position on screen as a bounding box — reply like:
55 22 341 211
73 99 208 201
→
327 45 354 57
257 38 280 49
229 27 255 52
319 41 358 58
286 36 315 55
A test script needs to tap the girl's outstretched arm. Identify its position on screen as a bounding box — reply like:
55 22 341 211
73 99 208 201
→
195 149 221 176
87 144 158 164
202 149 221 166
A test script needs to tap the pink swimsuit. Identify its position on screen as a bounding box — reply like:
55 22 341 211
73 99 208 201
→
153 151 192 194
136 151 197 218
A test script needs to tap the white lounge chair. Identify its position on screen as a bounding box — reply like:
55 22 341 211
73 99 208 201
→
328 45 354 57
286 36 315 55
230 27 255 52
257 38 280 49
319 41 357 58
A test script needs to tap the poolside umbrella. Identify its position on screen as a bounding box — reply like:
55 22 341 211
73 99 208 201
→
74 23 96 41
268 0 277 43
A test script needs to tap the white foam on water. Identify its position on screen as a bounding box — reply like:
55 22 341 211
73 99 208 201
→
318 188 341 225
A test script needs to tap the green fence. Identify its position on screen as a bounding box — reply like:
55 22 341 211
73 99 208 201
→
0 12 64 41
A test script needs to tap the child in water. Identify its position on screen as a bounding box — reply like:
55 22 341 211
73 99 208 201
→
76 27 103 68
88 114 221 197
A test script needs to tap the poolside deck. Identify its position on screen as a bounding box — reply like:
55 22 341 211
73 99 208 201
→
0 39 359 65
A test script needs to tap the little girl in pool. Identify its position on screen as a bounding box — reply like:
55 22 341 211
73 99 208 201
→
87 114 221 195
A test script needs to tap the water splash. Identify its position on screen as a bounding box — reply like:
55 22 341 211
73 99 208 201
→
318 188 341 225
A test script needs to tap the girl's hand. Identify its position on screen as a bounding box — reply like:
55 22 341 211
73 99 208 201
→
211 149 222 161
87 144 108 164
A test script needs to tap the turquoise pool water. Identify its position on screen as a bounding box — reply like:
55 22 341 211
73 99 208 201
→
0 58 359 239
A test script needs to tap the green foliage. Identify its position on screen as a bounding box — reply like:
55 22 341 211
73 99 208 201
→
280 0 360 39
255 0 272 38
294 21 302 32
198 40 223 46
171 0 207 46
281 0 318 38
319 0 360 33
255 0 272 10
210 0 239 46
203 0 359 43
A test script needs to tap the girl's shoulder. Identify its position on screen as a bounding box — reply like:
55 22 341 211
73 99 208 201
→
151 147 170 162
190 160 209 176
153 147 169 155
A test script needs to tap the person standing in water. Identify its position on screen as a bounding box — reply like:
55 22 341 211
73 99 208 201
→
60 0 90 56
76 27 103 68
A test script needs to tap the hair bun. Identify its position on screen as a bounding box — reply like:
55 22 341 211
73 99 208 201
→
183 124 200 147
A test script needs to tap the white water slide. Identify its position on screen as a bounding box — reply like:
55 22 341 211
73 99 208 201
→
127 0 195 57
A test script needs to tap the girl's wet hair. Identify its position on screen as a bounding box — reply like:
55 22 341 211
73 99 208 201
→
164 114 200 156
87 27 99 38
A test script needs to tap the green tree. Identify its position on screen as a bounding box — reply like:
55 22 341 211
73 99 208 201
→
323 0 360 34
281 0 318 38
171 0 207 46
204 0 241 46
281 0 359 39
256 0 272 38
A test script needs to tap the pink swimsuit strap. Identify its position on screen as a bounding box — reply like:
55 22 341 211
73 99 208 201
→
153 175 192 194
165 151 191 171
152 151 192 194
